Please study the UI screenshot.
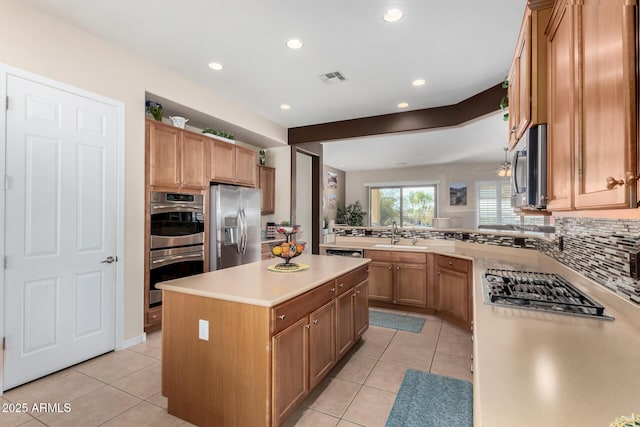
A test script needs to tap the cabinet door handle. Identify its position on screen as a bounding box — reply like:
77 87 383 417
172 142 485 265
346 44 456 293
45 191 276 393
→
606 176 625 189
366 268 370 273
448 261 453 266
339 283 344 288
305 324 311 329
437 271 441 275
356 290 361 295
330 288 336 292
352 293 357 297
388 266 392 270
278 314 286 320
313 319 318 324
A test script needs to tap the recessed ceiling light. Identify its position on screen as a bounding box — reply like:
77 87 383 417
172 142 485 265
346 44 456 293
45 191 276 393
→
383 9 403 23
412 79 426 86
397 102 409 108
286 39 303 50
280 104 291 110
208 62 223 71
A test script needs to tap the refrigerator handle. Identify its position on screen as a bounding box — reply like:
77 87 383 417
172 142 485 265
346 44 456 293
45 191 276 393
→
241 209 248 255
236 209 243 254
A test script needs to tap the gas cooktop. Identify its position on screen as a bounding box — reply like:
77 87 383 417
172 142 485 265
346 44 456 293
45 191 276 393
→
483 269 613 320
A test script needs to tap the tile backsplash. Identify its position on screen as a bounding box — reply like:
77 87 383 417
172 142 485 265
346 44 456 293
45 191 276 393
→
335 217 640 305
540 217 640 305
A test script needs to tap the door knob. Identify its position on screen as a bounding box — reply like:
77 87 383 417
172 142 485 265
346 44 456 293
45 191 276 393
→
101 256 116 264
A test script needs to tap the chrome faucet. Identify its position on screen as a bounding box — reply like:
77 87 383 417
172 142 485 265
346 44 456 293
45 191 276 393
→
391 221 400 245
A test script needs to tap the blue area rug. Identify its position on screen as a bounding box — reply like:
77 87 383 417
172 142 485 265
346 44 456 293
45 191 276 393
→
386 370 473 427
369 310 425 333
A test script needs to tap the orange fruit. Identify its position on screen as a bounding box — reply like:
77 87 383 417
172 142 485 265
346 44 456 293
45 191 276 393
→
296 244 304 253
281 244 289 254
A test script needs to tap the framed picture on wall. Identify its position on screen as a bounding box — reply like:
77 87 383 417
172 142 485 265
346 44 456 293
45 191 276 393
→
327 172 338 189
449 182 467 206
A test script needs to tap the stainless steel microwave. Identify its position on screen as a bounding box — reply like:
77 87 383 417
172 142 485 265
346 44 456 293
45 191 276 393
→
511 124 547 210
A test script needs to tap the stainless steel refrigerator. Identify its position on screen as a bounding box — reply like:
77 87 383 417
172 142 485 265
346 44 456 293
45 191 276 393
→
209 184 261 270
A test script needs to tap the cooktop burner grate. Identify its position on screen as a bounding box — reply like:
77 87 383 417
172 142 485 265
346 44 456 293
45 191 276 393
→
483 268 613 319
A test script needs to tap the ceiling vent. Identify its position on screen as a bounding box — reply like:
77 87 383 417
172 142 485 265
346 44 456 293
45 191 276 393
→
318 71 347 84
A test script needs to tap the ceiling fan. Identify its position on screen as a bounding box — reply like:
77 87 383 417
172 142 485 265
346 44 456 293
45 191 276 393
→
496 147 511 177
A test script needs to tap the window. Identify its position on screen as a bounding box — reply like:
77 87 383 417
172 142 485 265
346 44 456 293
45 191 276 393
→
369 185 437 227
476 181 546 226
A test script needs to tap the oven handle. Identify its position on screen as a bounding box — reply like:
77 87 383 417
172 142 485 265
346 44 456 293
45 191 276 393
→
151 204 204 214
150 252 204 270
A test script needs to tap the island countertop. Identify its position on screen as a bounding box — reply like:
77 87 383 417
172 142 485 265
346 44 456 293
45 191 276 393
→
156 254 371 307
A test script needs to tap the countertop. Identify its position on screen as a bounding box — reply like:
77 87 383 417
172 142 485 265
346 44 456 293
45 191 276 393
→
156 254 370 307
322 237 640 426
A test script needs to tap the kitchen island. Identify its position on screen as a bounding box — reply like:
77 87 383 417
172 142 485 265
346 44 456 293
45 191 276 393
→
157 254 371 427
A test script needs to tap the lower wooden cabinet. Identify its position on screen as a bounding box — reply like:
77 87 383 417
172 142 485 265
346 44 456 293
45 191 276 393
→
272 264 369 425
309 301 336 388
435 255 472 331
365 250 427 307
272 317 308 424
272 300 336 424
353 281 369 339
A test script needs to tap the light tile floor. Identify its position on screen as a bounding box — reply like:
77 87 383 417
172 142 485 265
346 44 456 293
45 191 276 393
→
1 307 472 427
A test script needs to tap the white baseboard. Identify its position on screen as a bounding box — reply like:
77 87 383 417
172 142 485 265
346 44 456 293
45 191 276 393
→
118 333 146 350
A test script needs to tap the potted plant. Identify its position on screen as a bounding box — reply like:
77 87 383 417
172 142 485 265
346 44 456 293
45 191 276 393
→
145 100 163 121
202 128 235 142
337 201 366 226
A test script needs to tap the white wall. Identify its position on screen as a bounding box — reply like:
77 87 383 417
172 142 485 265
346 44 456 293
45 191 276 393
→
346 162 504 229
0 0 288 341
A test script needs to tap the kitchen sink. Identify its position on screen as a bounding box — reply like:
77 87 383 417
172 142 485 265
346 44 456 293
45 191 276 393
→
373 244 428 250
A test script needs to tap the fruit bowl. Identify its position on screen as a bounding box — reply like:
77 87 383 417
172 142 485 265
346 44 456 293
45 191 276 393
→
271 240 306 267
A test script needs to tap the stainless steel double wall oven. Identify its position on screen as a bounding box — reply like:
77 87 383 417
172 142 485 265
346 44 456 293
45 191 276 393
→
149 192 205 307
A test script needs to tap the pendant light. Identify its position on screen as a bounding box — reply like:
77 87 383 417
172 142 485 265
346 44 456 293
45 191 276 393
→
497 147 511 177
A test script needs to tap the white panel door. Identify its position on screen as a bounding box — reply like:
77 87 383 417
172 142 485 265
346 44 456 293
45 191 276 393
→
3 74 118 390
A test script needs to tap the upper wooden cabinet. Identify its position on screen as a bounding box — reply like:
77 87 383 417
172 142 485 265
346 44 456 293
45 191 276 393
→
146 119 207 192
258 165 276 214
508 6 551 149
210 140 257 187
546 0 637 211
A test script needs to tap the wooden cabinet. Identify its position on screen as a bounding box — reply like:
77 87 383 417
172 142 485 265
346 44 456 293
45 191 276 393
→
335 289 354 359
335 265 369 359
546 0 637 211
507 6 551 149
259 165 276 214
353 281 369 339
236 146 258 186
273 316 308 425
210 140 257 187
146 119 207 191
364 250 427 307
434 255 472 331
546 0 575 211
273 300 336 425
309 301 336 389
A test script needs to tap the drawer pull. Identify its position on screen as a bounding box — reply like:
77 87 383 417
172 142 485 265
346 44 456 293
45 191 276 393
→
339 283 344 288
278 314 286 320
396 266 400 270
330 287 336 292
449 261 453 265
388 266 392 270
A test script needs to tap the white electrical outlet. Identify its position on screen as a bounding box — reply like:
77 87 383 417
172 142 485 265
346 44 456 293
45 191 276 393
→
198 319 209 341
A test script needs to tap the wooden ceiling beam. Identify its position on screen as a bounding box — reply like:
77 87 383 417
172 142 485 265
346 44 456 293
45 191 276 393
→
288 82 505 144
